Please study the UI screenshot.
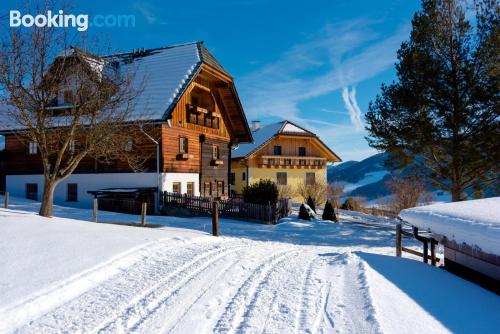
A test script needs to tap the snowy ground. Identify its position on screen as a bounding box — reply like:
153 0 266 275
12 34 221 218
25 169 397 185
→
1 195 499 334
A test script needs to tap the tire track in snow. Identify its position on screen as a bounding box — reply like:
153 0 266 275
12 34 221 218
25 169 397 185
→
212 248 300 334
318 252 382 334
2 237 200 333
14 240 235 334
295 255 323 333
95 242 245 333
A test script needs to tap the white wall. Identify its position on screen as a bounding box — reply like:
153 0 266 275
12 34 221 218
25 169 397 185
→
160 172 200 196
6 173 157 209
6 171 201 209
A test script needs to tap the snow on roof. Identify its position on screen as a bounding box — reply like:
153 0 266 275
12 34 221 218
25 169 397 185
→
400 197 500 255
281 122 309 134
107 42 201 122
232 120 316 158
232 121 284 158
0 42 231 131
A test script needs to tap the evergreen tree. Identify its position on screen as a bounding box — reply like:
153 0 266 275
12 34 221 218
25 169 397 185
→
365 0 499 201
322 201 338 222
298 204 311 221
306 196 316 213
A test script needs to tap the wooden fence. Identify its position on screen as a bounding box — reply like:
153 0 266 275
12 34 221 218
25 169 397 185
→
159 192 292 224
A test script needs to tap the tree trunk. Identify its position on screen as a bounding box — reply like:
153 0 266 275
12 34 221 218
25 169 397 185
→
451 184 464 202
39 179 58 217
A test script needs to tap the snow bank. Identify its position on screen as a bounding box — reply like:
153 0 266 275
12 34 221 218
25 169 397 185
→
400 197 500 255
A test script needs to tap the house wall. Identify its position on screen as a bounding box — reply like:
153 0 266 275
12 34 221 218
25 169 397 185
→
230 162 327 203
6 171 203 209
6 173 157 209
161 172 200 196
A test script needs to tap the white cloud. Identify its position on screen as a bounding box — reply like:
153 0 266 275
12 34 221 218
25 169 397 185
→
237 20 409 160
133 2 157 24
342 87 364 131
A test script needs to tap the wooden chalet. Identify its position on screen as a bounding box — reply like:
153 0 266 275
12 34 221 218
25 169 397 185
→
0 42 252 212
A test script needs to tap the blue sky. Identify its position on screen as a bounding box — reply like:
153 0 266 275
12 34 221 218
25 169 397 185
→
0 0 421 161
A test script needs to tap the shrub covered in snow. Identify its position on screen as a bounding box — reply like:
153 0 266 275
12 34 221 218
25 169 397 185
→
298 204 311 221
307 196 316 213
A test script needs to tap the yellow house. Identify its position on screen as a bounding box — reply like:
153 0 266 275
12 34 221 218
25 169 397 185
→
230 120 341 202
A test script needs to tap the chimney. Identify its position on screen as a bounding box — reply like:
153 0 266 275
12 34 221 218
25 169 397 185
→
251 120 261 131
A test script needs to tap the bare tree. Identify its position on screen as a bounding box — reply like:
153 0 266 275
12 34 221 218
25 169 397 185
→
0 0 148 217
327 182 344 208
386 176 434 213
278 185 295 200
296 180 328 207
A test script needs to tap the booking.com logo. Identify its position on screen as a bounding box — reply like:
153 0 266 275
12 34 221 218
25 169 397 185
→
9 10 136 31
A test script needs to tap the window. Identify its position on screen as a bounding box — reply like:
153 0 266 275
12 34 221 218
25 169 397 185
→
298 147 306 157
187 182 194 196
179 137 188 153
172 182 181 194
273 145 282 156
125 139 133 152
205 116 212 128
204 182 212 196
217 181 224 197
67 183 78 202
26 183 38 200
277 172 287 185
28 142 37 155
306 173 316 186
230 172 236 186
242 172 246 181
212 145 220 160
69 140 76 153
63 90 74 104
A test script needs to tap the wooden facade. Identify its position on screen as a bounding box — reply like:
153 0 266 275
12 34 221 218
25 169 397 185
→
0 60 248 198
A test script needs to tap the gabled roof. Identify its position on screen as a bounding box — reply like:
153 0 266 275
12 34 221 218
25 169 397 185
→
0 42 252 142
232 120 341 161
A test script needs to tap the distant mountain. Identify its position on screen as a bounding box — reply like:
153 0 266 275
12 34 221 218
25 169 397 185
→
329 153 497 202
328 153 392 200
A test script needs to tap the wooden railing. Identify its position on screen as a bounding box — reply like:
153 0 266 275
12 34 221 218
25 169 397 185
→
258 155 326 168
159 192 292 224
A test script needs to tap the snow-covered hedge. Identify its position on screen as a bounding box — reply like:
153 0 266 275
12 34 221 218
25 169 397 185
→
400 197 500 255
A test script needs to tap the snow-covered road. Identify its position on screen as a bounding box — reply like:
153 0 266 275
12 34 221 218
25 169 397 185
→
1 196 499 333
9 237 386 333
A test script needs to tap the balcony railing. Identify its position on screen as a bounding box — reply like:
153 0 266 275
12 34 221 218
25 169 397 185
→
258 155 326 167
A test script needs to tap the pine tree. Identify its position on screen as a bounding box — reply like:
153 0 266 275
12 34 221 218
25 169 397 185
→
365 0 499 201
298 204 311 221
306 196 316 213
322 200 338 222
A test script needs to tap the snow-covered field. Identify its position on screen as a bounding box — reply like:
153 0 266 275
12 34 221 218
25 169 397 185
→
1 195 499 334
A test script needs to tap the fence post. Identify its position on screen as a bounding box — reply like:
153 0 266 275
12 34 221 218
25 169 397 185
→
93 198 98 223
430 239 437 266
141 202 147 226
212 201 219 237
4 192 8 209
396 224 402 257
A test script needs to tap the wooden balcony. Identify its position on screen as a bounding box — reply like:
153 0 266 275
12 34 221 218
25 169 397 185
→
258 155 326 168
